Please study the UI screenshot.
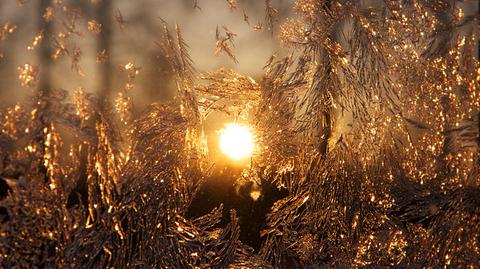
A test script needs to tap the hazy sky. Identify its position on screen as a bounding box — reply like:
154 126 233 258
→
0 0 293 107
0 0 477 110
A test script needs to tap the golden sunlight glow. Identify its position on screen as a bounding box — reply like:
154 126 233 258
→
219 123 254 160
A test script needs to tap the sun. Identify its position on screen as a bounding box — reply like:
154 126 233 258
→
219 123 255 160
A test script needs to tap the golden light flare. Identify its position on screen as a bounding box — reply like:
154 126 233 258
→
219 123 255 160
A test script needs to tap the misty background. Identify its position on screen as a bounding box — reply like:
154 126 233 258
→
0 0 293 109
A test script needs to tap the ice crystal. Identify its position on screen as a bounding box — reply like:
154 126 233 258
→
0 23 16 42
1 1 479 268
87 19 102 34
17 64 39 87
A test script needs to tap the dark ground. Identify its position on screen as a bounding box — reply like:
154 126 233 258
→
186 167 288 250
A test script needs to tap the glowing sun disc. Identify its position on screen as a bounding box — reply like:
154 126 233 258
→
219 123 254 160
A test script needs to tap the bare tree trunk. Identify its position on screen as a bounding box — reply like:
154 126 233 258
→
431 2 455 175
97 0 112 109
319 0 334 156
38 0 52 95
35 0 53 181
73 0 114 219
